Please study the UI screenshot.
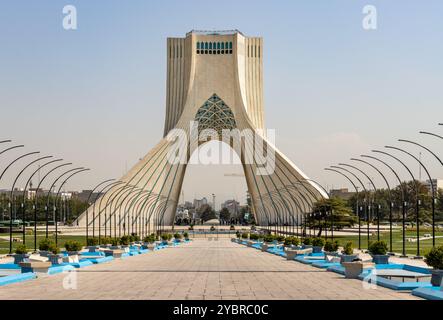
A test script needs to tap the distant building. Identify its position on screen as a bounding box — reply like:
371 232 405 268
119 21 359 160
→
73 190 102 203
193 197 208 211
329 188 355 200
221 199 240 217
425 179 443 192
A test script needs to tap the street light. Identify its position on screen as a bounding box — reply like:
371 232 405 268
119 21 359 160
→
331 165 369 249
10 155 51 246
399 139 442 247
360 155 401 253
386 145 435 258
339 163 378 243
53 168 90 245
0 151 40 253
324 168 362 249
45 167 84 238
32 162 72 248
84 179 115 243
350 159 387 241
372 150 412 257
21 158 63 251
419 131 443 141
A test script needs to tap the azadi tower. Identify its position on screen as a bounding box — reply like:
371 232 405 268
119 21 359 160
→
76 30 328 237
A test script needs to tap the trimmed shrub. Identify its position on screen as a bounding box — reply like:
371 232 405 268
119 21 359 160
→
368 241 388 255
39 238 54 251
235 231 241 238
276 235 285 242
110 238 119 246
183 232 189 239
312 237 325 247
324 240 339 252
263 234 275 243
241 232 249 239
249 233 259 241
64 240 82 252
424 246 443 269
15 244 28 254
120 235 130 245
49 243 60 254
302 238 312 245
143 234 156 243
161 234 169 241
342 241 354 255
174 233 183 239
86 237 99 246
291 237 300 246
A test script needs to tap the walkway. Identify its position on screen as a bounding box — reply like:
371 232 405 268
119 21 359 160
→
0 239 419 300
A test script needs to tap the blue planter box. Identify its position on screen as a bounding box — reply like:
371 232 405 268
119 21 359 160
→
0 272 36 286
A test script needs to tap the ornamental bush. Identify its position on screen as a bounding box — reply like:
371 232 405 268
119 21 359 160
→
263 234 275 243
86 237 99 246
15 244 28 254
241 232 249 239
249 233 259 240
276 235 285 242
110 238 119 246
64 240 82 252
324 240 339 252
120 235 130 245
161 234 169 241
174 233 183 239
302 238 312 245
368 241 388 255
235 231 241 238
342 241 354 255
424 246 443 270
143 234 156 243
312 237 325 247
39 238 54 251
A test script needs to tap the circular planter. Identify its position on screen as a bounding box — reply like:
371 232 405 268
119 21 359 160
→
38 250 50 257
312 246 323 253
430 269 443 287
48 254 63 265
340 254 359 264
371 254 390 265
13 254 30 265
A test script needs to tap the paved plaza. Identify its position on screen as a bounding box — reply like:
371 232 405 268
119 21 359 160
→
0 239 419 300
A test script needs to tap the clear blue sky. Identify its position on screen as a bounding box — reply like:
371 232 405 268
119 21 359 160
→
0 1 442 206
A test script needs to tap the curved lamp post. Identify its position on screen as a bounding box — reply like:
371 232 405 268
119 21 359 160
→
45 167 84 238
331 165 369 248
419 131 443 141
386 145 434 258
33 162 72 246
360 155 400 253
325 168 362 249
10 155 51 246
399 139 442 247
0 140 12 144
0 151 40 253
0 145 24 157
21 158 63 251
53 168 90 245
339 163 378 244
372 150 413 257
84 179 115 243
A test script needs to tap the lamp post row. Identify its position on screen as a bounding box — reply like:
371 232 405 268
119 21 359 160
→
324 123 442 257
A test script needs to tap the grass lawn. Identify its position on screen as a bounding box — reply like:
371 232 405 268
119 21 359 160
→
330 229 443 256
0 233 86 254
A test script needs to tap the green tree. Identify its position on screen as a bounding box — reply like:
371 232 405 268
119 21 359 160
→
198 204 217 222
219 207 230 222
308 197 357 237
